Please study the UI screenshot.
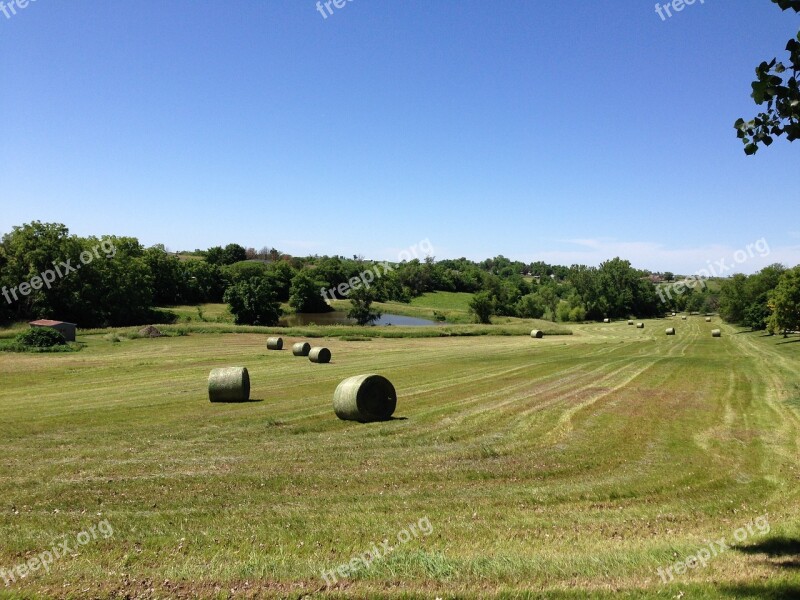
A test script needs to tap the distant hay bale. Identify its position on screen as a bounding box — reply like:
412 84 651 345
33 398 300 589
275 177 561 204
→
671 312 676 316
636 322 644 328
705 317 712 322
665 328 676 336
627 320 634 325
208 367 250 403
603 318 610 323
292 342 311 356
530 329 543 338
711 329 721 337
681 315 687 320
309 347 331 363
267 337 283 350
333 374 397 422
138 325 163 338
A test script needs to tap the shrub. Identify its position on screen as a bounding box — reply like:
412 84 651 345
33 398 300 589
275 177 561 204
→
569 305 587 322
469 292 494 324
556 301 572 322
15 328 66 348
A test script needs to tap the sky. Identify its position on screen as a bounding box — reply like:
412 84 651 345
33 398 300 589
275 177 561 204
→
1 0 799 274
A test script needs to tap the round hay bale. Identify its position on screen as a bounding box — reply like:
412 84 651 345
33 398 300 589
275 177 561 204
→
292 341 311 356
671 312 676 316
267 337 283 350
603 318 610 323
711 329 721 337
208 367 250 403
530 329 543 338
333 374 397 422
636 322 644 328
309 347 331 363
681 315 687 320
665 328 676 336
627 320 634 325
705 317 712 322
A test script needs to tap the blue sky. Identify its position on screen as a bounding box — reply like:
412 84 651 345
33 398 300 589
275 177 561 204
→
1 0 798 274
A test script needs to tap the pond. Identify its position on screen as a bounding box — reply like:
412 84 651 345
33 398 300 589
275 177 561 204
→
279 311 438 327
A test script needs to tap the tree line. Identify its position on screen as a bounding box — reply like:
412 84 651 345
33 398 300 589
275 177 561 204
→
1 222 796 331
719 264 800 335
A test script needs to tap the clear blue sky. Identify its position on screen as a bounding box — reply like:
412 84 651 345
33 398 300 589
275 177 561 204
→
1 0 798 274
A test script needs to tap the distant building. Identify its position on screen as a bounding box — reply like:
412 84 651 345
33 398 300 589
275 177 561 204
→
29 319 77 342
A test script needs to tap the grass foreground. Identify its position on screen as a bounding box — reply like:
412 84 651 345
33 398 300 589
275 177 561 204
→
0 317 798 598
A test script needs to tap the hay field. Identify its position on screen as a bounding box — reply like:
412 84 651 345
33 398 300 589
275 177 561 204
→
0 318 798 599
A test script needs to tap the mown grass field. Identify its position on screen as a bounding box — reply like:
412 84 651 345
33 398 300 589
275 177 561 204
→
0 317 798 599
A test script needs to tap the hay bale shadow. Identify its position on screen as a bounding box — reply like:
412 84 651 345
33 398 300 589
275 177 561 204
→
212 398 265 404
735 536 800 562
354 416 408 424
719 583 800 599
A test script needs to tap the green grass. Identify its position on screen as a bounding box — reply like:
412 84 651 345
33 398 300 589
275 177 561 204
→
409 291 473 310
331 291 475 323
160 303 234 323
81 319 572 339
0 317 798 598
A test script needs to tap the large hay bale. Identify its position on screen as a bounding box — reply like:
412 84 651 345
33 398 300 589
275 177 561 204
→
636 322 644 328
208 367 250 402
333 374 397 422
603 318 610 323
267 337 283 350
627 320 634 325
705 317 712 322
530 329 543 338
711 329 721 337
681 315 687 320
309 347 331 363
665 328 676 336
292 341 311 356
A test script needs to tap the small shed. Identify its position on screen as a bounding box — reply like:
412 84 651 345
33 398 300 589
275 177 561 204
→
29 319 77 342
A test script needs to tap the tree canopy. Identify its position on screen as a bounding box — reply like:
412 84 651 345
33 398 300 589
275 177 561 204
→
767 266 800 335
735 0 800 154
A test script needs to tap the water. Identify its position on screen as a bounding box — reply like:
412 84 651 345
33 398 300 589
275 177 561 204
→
279 311 438 327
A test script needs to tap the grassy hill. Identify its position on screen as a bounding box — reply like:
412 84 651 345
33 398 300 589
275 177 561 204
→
0 317 798 598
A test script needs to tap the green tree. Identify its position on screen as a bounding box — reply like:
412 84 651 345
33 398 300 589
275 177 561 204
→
289 270 331 313
469 291 494 324
223 277 282 326
743 297 772 330
767 266 800 336
265 261 297 302
735 0 800 154
143 246 183 306
0 221 80 322
535 284 560 321
0 224 155 327
515 293 545 319
719 274 749 323
569 305 587 322
347 285 382 326
222 243 247 265
183 260 226 304
205 246 225 265
75 236 154 326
